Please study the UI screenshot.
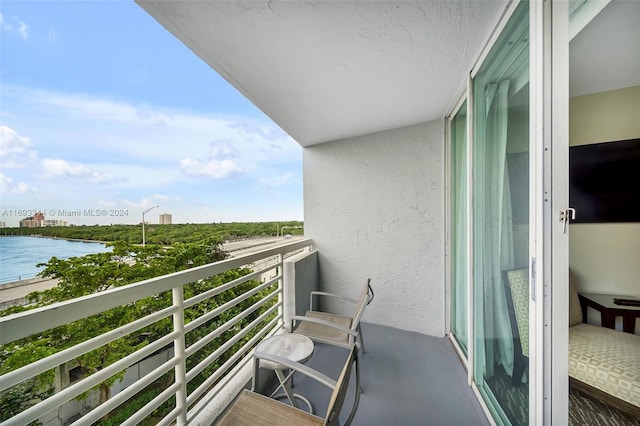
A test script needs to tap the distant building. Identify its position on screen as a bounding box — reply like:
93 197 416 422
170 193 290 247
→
0 221 5 228
43 219 68 227
159 213 172 225
20 212 45 228
20 220 40 228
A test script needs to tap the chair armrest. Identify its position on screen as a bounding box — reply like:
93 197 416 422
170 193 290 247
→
310 291 358 310
291 315 359 337
254 350 337 390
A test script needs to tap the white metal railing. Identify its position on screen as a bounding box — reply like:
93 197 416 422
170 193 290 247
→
0 238 312 426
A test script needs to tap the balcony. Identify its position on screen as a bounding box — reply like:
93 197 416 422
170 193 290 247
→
0 239 486 425
236 323 488 426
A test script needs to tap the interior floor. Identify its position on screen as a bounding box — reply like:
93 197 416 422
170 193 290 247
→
488 365 640 426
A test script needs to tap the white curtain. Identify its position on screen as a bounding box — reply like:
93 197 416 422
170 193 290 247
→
478 79 515 378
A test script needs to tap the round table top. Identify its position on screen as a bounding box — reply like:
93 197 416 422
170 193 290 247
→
255 333 314 369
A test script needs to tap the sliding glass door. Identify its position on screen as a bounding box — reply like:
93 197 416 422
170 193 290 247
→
447 1 575 424
450 100 469 356
472 2 530 424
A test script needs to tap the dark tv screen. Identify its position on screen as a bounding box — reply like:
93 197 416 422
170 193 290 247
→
569 138 640 223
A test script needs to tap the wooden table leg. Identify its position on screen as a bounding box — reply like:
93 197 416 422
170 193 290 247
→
601 311 616 329
622 314 637 334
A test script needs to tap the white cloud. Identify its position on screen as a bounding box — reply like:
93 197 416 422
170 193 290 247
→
0 13 29 40
208 141 240 159
0 85 303 223
2 86 301 171
0 125 37 168
122 195 172 211
48 28 57 43
259 172 295 188
178 139 245 179
18 20 29 40
0 172 30 194
41 158 123 184
180 157 243 179
0 125 32 155
97 200 116 208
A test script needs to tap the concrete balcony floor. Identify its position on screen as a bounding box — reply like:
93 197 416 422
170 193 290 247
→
221 322 489 425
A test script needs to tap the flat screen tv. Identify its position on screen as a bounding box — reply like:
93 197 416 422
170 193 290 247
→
569 138 640 223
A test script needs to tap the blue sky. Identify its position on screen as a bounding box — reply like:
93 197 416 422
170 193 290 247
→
0 1 303 227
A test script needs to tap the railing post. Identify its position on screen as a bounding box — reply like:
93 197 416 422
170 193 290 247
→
277 254 284 329
172 287 188 425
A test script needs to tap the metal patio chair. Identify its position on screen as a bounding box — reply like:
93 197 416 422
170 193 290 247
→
216 343 361 426
291 278 373 352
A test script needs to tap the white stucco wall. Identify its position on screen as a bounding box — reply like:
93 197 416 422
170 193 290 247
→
303 121 445 336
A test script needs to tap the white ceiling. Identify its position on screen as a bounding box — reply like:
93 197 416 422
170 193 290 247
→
137 0 638 147
137 0 508 146
570 0 640 97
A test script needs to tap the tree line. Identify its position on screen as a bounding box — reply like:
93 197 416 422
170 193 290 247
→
0 221 303 245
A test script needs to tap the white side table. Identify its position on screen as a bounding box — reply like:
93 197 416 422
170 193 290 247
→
253 333 315 413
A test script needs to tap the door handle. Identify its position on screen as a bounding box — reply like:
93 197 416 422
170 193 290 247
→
559 208 576 234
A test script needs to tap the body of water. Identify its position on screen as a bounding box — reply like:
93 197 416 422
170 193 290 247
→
0 236 112 284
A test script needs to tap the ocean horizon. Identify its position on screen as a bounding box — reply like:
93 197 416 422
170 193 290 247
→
0 236 112 284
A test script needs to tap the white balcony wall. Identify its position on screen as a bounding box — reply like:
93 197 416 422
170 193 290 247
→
304 121 445 336
283 250 318 331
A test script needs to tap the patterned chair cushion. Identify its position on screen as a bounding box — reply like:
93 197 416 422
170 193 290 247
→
568 270 584 326
505 268 529 358
569 323 640 408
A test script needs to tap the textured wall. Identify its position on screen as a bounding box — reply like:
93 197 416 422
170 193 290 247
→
303 121 445 336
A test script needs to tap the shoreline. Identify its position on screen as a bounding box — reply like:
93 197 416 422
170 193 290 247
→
0 234 110 244
0 236 294 308
0 236 111 286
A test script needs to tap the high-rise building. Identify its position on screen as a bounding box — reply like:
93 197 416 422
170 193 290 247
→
159 213 172 225
20 212 45 228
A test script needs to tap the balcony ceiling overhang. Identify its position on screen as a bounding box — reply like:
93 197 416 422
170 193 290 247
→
136 0 508 147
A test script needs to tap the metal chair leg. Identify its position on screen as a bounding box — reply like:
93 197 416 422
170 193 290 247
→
357 323 366 353
345 352 361 426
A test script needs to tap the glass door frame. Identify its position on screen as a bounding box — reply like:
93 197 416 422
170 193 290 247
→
445 0 572 424
531 0 570 424
445 92 472 380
